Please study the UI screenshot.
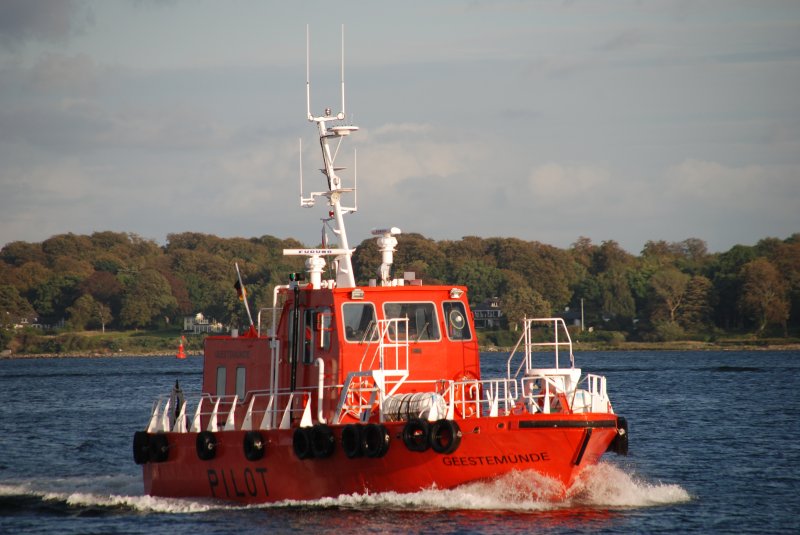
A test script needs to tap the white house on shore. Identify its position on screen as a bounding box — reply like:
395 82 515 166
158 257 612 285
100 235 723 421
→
471 298 504 329
183 313 224 334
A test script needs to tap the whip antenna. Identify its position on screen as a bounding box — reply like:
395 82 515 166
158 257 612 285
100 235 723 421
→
341 24 346 118
306 24 312 121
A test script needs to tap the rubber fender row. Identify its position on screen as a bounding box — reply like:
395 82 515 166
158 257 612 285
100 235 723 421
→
132 431 169 464
293 423 390 460
133 419 461 465
197 430 266 461
402 418 462 454
132 430 267 464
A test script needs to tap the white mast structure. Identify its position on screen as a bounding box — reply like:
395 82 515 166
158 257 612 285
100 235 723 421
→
286 25 358 289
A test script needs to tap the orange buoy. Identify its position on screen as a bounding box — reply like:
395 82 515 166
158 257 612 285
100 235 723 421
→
176 339 186 359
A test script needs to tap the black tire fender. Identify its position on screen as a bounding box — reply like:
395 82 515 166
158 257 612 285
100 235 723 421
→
341 424 363 458
243 431 266 461
429 419 462 454
310 424 336 459
148 433 169 463
607 416 629 456
133 431 150 465
292 427 314 460
196 431 217 461
402 418 430 453
362 423 390 458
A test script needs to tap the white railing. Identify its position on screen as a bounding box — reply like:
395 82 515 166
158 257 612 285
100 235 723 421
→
507 317 575 380
358 317 410 372
145 367 612 433
145 315 614 432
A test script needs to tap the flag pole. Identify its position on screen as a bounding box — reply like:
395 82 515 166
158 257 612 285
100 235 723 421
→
235 262 255 328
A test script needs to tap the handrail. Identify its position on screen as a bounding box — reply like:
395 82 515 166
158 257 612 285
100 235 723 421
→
146 367 613 432
358 317 409 372
507 317 575 381
145 313 614 432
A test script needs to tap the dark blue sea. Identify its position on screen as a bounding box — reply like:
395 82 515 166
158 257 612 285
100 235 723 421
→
1 350 798 534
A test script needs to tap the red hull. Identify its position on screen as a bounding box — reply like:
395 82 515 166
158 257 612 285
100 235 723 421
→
142 414 618 503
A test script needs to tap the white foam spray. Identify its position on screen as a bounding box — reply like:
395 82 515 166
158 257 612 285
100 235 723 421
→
0 462 689 514
273 462 690 512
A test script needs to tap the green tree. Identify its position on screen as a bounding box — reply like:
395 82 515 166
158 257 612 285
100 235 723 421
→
0 285 36 328
0 240 46 266
393 233 448 282
710 244 756 329
598 269 635 323
738 258 789 335
758 236 800 331
679 275 713 329
450 259 503 305
96 302 113 333
119 269 178 328
66 294 98 330
499 271 551 329
569 236 596 271
32 274 81 321
487 238 576 311
650 268 691 323
6 261 52 296
41 233 93 262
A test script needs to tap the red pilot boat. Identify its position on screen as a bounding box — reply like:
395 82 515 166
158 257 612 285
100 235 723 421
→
133 29 628 504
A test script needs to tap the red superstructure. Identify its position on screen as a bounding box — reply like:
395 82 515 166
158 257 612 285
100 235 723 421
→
133 27 628 503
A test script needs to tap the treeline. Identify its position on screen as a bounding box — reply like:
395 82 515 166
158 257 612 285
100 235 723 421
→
1 230 798 350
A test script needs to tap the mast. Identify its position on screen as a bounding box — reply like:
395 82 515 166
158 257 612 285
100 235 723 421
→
300 24 359 288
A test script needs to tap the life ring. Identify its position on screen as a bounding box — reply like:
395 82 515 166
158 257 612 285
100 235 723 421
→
429 419 462 454
402 418 430 452
453 370 480 418
310 424 336 459
345 378 372 420
133 431 150 465
196 431 217 461
292 427 314 460
148 433 169 463
341 424 363 458
243 431 266 461
361 423 390 458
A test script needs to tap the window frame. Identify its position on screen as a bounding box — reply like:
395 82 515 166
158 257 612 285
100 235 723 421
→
442 300 473 341
341 302 378 343
382 301 441 343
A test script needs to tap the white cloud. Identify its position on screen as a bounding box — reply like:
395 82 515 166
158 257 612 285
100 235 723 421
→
371 122 432 137
2 2 799 253
356 124 488 189
527 163 610 201
664 159 799 207
29 52 101 94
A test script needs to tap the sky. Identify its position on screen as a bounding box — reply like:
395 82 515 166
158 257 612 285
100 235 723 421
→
1 0 799 255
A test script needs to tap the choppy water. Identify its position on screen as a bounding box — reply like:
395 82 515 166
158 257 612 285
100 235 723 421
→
1 350 798 534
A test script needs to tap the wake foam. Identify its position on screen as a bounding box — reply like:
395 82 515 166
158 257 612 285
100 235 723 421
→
0 477 219 515
566 462 691 508
278 462 690 512
0 462 690 515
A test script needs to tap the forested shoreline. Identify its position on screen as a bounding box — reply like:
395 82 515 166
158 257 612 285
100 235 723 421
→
1 231 798 354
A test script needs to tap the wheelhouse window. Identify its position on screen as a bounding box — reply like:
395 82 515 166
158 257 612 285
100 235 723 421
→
235 366 246 400
216 366 226 397
443 301 472 341
318 307 332 351
303 309 315 364
342 303 377 342
383 302 440 342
